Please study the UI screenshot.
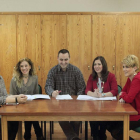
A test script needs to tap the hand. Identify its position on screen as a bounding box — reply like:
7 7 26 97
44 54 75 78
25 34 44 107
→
119 98 125 103
94 88 99 93
52 90 60 98
119 92 122 96
17 94 27 103
94 89 99 97
97 92 102 98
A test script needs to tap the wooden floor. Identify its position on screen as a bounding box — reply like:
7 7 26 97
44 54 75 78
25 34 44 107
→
18 121 140 140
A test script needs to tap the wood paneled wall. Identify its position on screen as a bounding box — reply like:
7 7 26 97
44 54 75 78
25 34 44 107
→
0 15 16 92
116 15 140 86
17 15 42 84
67 15 91 82
1 13 140 93
92 15 117 74
41 15 67 91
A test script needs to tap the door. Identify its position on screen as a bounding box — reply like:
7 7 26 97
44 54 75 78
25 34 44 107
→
0 15 16 93
17 15 42 86
92 15 117 75
116 15 140 87
41 15 67 93
67 15 92 83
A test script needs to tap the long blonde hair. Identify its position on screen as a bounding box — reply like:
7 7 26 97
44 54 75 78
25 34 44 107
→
13 58 36 87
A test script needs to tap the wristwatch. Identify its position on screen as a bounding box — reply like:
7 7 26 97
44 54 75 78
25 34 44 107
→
102 93 106 97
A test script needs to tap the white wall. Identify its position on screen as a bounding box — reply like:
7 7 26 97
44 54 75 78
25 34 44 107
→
0 0 119 12
0 0 140 12
120 0 140 12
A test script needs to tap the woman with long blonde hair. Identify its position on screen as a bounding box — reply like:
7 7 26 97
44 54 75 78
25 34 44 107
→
10 58 45 140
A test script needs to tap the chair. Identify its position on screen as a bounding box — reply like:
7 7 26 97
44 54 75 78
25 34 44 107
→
38 84 47 139
132 81 140 133
111 85 122 140
117 85 140 137
38 84 42 95
50 121 82 140
97 85 123 140
134 127 140 133
118 85 122 94
39 86 52 140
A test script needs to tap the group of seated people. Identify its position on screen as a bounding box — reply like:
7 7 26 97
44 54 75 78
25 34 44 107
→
0 49 140 140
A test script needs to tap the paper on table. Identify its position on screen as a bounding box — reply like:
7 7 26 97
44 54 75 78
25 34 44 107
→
26 94 50 101
56 94 73 100
77 95 117 101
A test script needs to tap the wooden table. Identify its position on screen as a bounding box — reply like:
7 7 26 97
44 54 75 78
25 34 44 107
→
0 96 137 140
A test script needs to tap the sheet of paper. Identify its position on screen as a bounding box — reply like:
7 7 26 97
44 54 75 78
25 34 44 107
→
32 94 50 99
77 95 117 101
26 94 50 100
56 94 73 100
26 95 33 101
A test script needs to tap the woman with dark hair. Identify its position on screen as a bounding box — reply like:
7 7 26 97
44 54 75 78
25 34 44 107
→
0 76 27 140
85 56 118 140
10 58 45 140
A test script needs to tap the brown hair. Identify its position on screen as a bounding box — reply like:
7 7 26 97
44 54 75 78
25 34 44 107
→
13 58 36 87
92 56 109 82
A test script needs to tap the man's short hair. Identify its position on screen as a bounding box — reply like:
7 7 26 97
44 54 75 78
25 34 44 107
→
58 49 70 57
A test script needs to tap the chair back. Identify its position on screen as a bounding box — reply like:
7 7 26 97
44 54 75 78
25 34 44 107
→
38 84 42 94
118 85 122 94
117 85 140 133
134 127 140 133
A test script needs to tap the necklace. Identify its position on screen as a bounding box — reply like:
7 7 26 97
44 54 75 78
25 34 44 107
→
97 78 104 93
101 82 104 93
